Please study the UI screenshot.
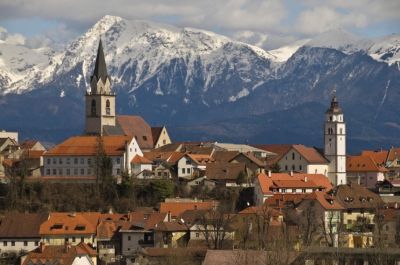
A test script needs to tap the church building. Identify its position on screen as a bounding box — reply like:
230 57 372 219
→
84 40 171 151
324 95 347 186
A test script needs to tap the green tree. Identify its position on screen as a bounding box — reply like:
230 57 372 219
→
269 163 281 173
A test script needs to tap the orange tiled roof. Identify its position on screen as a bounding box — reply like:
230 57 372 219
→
361 150 388 166
256 173 332 195
186 154 214 165
22 242 96 265
303 191 344 210
159 201 216 217
347 155 388 172
39 212 101 235
264 194 308 209
131 155 152 164
44 136 133 156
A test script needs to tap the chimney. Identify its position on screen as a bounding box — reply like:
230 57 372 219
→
39 242 45 253
267 170 272 177
304 176 308 182
167 211 172 222
290 170 293 177
64 242 71 253
261 168 266 174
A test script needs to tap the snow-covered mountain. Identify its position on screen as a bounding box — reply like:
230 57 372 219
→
0 16 399 152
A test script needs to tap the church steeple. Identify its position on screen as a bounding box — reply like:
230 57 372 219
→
90 39 111 95
85 39 116 135
92 39 109 84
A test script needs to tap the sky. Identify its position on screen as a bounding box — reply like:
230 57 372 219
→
0 0 399 50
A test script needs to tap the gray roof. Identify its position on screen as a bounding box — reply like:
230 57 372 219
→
102 124 125 136
92 39 109 83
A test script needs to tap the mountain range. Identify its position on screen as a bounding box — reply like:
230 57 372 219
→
0 15 399 153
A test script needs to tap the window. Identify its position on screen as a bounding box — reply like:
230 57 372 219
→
299 165 302 170
116 158 120 164
87 158 91 165
117 169 120 175
47 158 51 165
187 168 191 174
66 169 70 175
46 169 50 175
196 233 200 238
164 172 168 177
3 241 7 246
91 99 96 116
143 136 147 141
186 159 191 165
35 241 39 246
106 99 110 115
59 158 62 164
182 168 186 174
282 189 286 193
302 189 306 193
158 172 162 177
11 241 15 246
80 158 84 164
163 139 166 144
292 165 295 170
340 128 343 134
53 169 57 175
65 238 69 243
81 237 84 242
285 165 288 170
87 168 91 175
66 158 70 164
53 158 57 164
72 237 76 243
292 153 295 160
74 158 78 164
80 169 84 175
128 236 131 241
24 241 28 246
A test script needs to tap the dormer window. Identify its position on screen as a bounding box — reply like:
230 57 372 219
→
75 225 85 231
51 223 63 230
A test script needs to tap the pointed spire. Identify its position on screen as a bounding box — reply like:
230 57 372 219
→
92 39 108 83
326 86 342 114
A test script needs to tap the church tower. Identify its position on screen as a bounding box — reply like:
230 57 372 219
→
85 39 116 135
324 94 346 186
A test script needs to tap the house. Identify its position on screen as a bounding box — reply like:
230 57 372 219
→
212 143 275 158
212 151 265 177
20 140 46 151
254 172 333 206
0 137 18 155
285 191 344 247
39 212 101 247
204 162 247 187
0 130 18 142
177 154 214 179
131 155 153 178
386 147 400 178
268 144 330 176
151 126 172 149
153 221 189 248
331 183 383 248
347 155 388 188
120 212 167 256
42 135 142 180
0 212 49 253
376 179 400 195
20 242 97 265
159 199 217 220
360 150 388 167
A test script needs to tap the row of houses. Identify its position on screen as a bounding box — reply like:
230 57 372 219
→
0 181 398 264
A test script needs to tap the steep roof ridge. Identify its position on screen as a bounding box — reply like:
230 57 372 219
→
92 39 109 83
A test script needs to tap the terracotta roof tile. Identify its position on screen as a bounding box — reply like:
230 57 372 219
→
332 183 383 210
205 162 246 181
39 212 101 235
44 136 133 156
131 155 152 164
0 212 48 238
303 191 344 210
292 145 329 164
361 150 388 166
159 201 217 218
347 155 388 172
151 127 163 145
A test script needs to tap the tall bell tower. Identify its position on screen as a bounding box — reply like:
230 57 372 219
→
85 39 116 135
324 93 347 186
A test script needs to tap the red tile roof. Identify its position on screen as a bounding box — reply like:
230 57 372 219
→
151 127 163 145
186 154 214 165
117 115 154 149
303 191 344 210
256 173 332 195
159 201 217 218
22 242 96 265
361 150 388 166
347 155 388 172
0 212 49 238
131 155 152 164
39 212 101 235
44 136 133 156
387 147 400 162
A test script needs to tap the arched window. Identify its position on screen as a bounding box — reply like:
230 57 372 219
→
340 128 343 134
91 99 96 116
106 99 110 115
292 153 295 160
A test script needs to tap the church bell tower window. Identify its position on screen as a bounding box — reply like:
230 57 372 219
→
91 100 96 116
106 100 110 115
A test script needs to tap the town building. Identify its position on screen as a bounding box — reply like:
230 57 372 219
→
347 155 387 188
43 135 142 179
254 172 333 206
